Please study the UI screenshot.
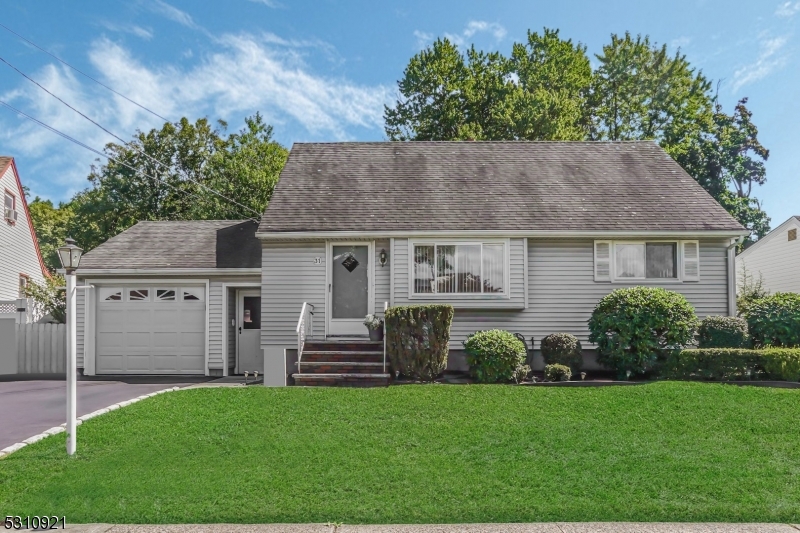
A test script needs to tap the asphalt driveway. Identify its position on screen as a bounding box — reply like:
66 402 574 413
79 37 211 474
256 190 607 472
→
0 379 203 449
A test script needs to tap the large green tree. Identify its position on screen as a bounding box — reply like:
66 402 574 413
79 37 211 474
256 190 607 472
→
27 198 75 272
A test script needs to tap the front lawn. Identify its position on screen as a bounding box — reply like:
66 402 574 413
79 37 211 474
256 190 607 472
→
1 383 799 523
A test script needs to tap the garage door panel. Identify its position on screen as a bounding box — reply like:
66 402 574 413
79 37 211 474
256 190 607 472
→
96 286 206 375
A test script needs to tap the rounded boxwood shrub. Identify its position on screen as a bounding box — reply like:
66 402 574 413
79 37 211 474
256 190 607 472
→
544 363 571 382
745 292 800 348
463 329 526 383
588 287 699 378
697 316 750 348
541 333 582 372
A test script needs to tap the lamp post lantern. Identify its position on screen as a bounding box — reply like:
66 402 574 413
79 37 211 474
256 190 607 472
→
58 237 83 456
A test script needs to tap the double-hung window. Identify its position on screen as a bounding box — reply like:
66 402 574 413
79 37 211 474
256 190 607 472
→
411 241 507 296
594 240 699 282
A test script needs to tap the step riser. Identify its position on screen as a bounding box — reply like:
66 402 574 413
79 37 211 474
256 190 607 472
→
304 342 383 352
298 364 385 374
301 353 383 363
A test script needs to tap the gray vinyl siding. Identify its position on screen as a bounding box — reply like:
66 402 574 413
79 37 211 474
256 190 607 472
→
227 288 236 370
208 282 224 370
392 238 526 309
375 239 390 316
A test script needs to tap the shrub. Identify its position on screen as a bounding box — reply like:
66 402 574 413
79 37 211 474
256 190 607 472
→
385 304 454 381
544 364 571 382
588 287 699 378
463 329 527 383
697 316 750 348
540 333 583 372
744 293 800 348
664 347 800 382
737 263 769 316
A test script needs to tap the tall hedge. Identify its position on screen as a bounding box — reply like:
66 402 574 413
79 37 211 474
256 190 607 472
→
588 287 698 378
744 292 800 348
385 304 454 381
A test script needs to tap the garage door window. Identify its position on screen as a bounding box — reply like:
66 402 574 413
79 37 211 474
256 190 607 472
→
182 287 204 302
99 288 123 301
128 289 150 301
156 289 176 301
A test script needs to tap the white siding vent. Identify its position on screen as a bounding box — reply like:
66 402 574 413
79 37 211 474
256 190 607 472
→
789 228 797 242
594 241 612 282
682 241 700 281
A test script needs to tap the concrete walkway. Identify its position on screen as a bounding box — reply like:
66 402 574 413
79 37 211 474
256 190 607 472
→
65 523 800 532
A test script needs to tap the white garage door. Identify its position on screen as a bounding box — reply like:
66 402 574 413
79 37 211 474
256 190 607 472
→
96 285 206 374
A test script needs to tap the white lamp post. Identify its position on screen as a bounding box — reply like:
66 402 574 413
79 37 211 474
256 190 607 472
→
57 237 83 456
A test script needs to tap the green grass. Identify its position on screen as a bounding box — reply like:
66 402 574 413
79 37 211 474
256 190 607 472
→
1 382 799 523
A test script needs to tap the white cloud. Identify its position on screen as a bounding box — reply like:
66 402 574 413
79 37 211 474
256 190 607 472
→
0 33 391 201
99 21 154 40
418 20 506 49
732 34 790 91
775 1 800 17
150 0 200 30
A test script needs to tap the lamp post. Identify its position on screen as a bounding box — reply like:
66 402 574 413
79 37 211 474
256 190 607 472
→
57 237 83 456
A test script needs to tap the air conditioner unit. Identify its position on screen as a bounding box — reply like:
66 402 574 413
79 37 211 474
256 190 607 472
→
4 207 17 223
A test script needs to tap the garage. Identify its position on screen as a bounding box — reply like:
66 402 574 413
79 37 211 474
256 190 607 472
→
95 285 206 374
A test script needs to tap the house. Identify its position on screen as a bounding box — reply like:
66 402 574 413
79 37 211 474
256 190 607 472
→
736 216 800 294
0 156 47 306
75 141 748 385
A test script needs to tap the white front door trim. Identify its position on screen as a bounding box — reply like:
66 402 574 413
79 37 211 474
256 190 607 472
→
221 282 261 377
325 241 375 337
236 289 261 374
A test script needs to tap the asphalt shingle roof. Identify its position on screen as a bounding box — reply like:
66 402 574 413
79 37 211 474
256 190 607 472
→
258 141 745 234
79 220 261 270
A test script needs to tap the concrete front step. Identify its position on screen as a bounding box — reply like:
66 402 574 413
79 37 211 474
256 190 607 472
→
298 361 386 374
302 350 383 363
292 373 391 387
304 341 383 352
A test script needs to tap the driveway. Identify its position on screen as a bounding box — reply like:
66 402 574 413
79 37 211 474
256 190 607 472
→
0 379 205 449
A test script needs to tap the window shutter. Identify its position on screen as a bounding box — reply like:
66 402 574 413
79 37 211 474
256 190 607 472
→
682 241 700 281
594 241 612 282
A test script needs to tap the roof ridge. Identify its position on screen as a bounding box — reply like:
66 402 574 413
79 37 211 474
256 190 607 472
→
291 140 659 145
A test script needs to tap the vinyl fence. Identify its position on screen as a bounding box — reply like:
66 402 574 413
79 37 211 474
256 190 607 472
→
16 323 66 374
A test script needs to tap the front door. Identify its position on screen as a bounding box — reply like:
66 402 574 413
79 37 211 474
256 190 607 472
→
328 243 372 336
237 290 262 374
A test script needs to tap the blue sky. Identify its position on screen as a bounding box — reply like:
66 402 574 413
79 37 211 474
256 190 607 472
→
0 0 797 229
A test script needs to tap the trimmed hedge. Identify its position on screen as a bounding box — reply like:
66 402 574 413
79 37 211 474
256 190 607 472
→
463 329 527 383
385 304 454 381
544 364 572 382
588 287 699 378
744 292 800 348
541 333 582 372
697 316 750 348
664 348 800 382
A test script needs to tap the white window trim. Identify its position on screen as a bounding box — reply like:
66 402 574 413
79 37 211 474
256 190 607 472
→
596 240 699 283
408 238 511 299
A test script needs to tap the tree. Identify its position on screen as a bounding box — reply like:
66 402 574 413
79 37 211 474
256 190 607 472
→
24 274 66 323
65 114 287 253
27 198 74 272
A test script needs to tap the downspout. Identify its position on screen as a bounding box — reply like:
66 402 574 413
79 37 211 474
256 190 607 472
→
727 235 747 316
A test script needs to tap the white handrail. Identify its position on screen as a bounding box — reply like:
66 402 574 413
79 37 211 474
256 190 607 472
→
296 302 314 373
383 301 388 374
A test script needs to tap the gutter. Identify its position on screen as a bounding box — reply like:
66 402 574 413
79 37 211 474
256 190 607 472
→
74 268 261 276
256 229 752 240
726 235 748 317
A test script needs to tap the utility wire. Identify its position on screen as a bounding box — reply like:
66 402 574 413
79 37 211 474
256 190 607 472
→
0 22 170 123
0 54 264 219
0 99 257 222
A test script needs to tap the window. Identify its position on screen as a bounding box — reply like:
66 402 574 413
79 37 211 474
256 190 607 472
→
128 288 149 301
412 242 506 295
181 287 205 301
156 289 176 301
595 241 698 282
19 274 29 298
4 190 15 224
99 287 122 301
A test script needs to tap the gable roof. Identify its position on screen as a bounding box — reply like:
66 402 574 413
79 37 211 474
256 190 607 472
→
258 141 747 237
78 220 261 271
0 156 48 277
737 215 800 259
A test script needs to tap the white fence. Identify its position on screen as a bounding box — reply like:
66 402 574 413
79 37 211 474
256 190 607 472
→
15 323 66 374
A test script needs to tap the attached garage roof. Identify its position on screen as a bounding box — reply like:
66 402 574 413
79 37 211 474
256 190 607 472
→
258 141 746 235
79 220 261 270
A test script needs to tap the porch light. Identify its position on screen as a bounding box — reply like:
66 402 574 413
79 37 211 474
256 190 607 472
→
379 249 387 267
58 237 83 273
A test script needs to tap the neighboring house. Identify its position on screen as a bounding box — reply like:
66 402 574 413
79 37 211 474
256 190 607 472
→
75 141 748 385
736 216 800 294
0 156 47 304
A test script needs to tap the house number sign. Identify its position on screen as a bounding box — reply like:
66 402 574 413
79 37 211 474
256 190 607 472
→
313 257 322 264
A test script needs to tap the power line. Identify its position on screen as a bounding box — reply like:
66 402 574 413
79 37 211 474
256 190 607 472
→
0 99 258 222
0 54 264 219
0 22 170 123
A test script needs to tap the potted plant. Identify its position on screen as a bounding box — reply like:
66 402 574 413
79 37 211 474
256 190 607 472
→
364 314 384 341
